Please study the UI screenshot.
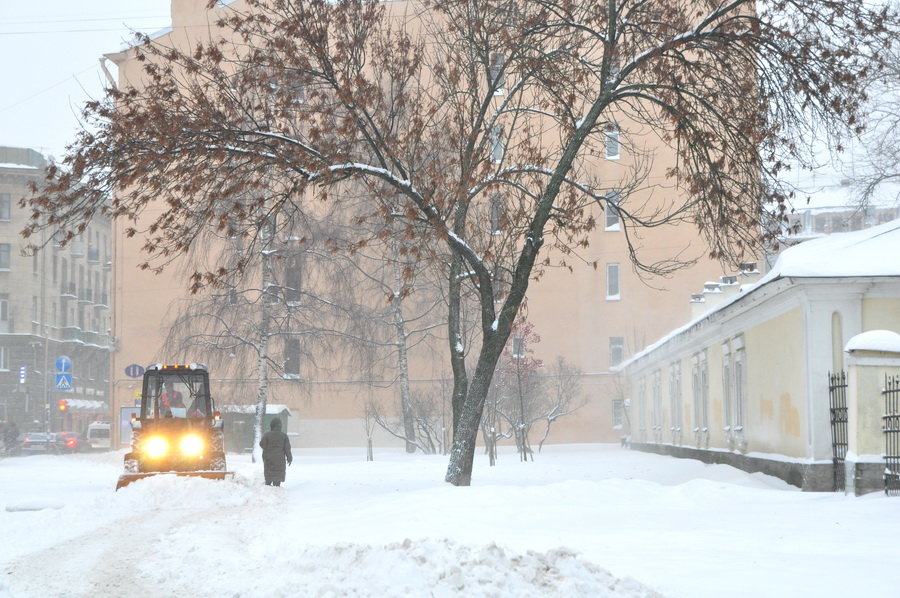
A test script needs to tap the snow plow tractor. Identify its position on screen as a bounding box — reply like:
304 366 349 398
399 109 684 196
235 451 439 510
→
116 364 233 490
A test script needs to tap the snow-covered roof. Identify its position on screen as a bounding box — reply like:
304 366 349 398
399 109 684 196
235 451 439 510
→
0 162 39 170
759 217 900 281
845 330 900 354
63 399 108 413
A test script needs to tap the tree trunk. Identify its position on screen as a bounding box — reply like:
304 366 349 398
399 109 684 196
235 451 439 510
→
445 330 508 485
391 260 416 453
252 217 275 464
447 257 468 432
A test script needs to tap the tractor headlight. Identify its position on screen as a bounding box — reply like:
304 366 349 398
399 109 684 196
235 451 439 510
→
179 434 204 456
143 436 169 459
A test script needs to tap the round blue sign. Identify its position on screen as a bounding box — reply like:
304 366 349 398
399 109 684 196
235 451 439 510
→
55 355 72 372
124 363 145 378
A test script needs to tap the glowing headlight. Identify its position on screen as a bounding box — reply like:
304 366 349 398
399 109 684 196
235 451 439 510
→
143 436 169 459
179 434 204 456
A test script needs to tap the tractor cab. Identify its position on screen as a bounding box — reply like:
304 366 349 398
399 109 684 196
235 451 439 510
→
141 365 213 420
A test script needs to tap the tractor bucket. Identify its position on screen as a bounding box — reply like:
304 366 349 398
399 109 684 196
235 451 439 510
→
116 470 234 491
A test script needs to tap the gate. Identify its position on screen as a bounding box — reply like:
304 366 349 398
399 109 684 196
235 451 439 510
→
828 371 848 492
884 374 900 496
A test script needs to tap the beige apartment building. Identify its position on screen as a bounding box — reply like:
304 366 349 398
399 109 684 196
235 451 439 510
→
104 0 730 449
0 147 113 435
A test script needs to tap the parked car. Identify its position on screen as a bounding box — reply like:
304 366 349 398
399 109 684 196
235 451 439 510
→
85 422 111 451
18 433 58 455
55 432 83 453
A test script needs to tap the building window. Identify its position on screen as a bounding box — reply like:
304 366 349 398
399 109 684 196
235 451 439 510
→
734 347 745 431
612 399 624 429
669 363 683 445
605 192 620 230
283 337 301 378
511 336 525 358
0 346 8 371
604 124 620 160
489 194 504 234
651 370 663 443
0 193 10 221
489 52 506 94
606 263 620 299
609 336 624 368
722 337 746 450
692 351 709 448
490 125 505 163
636 378 647 442
0 243 10 270
284 260 302 305
0 294 8 334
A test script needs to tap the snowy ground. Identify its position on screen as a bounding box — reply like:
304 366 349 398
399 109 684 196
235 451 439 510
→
1 445 897 598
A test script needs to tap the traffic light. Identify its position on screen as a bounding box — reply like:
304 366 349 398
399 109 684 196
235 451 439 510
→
57 399 68 412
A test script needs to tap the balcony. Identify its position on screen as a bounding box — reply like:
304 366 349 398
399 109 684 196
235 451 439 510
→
87 248 100 264
69 241 85 257
60 326 81 341
78 288 93 304
60 282 77 299
93 293 109 309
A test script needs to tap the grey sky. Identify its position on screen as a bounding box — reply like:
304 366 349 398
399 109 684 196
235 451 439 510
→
0 0 171 160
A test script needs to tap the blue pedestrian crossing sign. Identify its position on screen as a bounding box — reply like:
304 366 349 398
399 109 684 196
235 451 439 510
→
55 355 72 372
56 373 73 390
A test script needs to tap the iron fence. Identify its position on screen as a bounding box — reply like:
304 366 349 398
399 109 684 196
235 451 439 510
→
828 371 848 492
884 374 900 496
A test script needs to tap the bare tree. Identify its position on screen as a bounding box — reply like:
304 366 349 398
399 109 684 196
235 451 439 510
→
368 386 448 454
23 0 898 486
536 357 587 452
843 42 900 209
492 317 544 461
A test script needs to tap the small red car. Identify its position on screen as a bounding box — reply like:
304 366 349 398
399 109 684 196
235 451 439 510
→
55 432 82 453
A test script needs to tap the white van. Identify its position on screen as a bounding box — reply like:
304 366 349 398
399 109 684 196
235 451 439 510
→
85 421 112 450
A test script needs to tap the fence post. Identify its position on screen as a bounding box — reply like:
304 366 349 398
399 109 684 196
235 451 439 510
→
844 332 900 496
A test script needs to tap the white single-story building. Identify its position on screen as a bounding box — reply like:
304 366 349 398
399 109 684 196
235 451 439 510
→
618 219 900 493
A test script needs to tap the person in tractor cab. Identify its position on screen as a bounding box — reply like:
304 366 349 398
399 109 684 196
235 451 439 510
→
161 382 185 417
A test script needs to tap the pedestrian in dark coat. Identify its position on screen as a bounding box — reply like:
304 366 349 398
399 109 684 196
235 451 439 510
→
260 418 292 486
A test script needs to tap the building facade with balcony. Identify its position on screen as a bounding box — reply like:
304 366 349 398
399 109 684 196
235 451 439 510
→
0 146 113 434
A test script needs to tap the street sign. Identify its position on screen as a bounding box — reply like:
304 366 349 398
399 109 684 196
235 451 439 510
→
55 355 72 372
124 363 145 378
19 365 26 384
55 373 73 390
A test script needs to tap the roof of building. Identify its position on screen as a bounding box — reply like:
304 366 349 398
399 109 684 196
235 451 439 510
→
221 404 292 416
761 217 900 280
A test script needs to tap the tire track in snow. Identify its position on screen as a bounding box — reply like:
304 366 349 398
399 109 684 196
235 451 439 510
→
2 509 203 597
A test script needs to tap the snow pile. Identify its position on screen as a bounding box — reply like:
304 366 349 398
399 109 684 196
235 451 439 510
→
141 536 659 598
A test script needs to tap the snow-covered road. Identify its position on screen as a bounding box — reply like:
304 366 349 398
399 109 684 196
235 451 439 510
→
1 445 897 597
